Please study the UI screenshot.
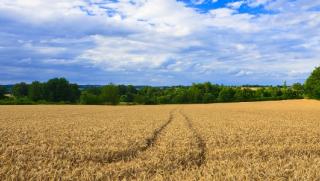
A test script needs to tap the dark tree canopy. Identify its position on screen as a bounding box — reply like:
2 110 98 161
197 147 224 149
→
28 81 45 101
305 67 320 99
11 78 81 103
44 78 80 102
12 82 29 98
0 86 6 99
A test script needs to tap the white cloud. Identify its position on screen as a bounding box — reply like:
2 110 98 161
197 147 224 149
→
0 0 320 84
247 0 273 7
191 0 206 5
209 8 259 32
0 0 85 22
23 43 66 55
227 1 244 9
79 34 202 71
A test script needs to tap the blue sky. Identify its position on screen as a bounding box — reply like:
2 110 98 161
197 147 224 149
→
0 0 319 85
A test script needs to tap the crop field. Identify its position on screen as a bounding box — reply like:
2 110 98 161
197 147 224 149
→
1 100 320 180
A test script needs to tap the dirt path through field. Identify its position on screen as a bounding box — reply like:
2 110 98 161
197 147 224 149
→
102 108 207 180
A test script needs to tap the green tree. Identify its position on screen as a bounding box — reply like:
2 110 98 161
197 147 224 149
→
126 85 137 102
188 84 203 103
268 87 283 99
134 94 146 104
157 95 171 104
172 88 189 103
255 88 271 99
101 84 120 105
283 88 301 99
12 82 28 98
292 83 304 95
80 92 103 105
203 93 216 103
28 81 45 101
86 87 102 96
234 88 254 101
305 67 320 99
218 87 235 102
118 85 137 102
210 84 221 100
68 84 81 103
118 85 128 96
137 87 158 104
46 78 80 102
0 86 6 99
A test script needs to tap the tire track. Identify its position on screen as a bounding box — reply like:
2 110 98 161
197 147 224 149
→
104 109 207 180
180 110 207 167
70 109 175 164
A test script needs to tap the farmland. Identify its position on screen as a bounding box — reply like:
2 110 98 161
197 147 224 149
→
1 100 320 180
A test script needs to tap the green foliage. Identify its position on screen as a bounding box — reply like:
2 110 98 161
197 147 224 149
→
86 87 101 96
234 88 254 101
28 81 45 101
80 92 103 105
12 82 28 98
134 94 147 104
10 78 81 104
255 88 271 99
0 97 34 105
305 67 320 99
269 87 283 98
292 83 304 95
0 86 6 99
188 85 202 103
282 88 302 99
101 84 120 105
1 77 307 105
45 78 80 103
118 85 137 102
218 87 235 102
69 84 81 103
203 93 216 103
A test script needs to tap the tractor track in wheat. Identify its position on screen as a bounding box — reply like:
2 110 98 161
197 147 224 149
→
70 109 176 164
180 110 207 167
105 109 207 180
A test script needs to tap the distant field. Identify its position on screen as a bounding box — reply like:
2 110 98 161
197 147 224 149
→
1 100 320 180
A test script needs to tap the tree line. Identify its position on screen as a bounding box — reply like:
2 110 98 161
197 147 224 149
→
0 78 80 104
1 66 320 105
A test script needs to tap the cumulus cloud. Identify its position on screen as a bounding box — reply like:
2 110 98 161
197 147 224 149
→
0 0 319 85
247 0 273 7
227 1 244 9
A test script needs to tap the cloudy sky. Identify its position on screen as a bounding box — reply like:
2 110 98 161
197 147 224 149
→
0 0 319 85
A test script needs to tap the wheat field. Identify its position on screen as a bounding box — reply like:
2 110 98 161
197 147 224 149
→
1 100 320 180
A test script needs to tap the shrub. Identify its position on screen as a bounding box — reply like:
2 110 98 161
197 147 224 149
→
80 92 103 105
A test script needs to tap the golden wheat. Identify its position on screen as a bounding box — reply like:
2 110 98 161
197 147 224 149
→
1 100 320 180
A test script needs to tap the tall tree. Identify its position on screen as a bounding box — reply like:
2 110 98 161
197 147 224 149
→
305 66 320 99
68 84 81 103
46 78 80 102
28 81 45 101
12 82 28 98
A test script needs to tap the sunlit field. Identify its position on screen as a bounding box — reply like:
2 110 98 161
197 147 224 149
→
1 100 320 180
